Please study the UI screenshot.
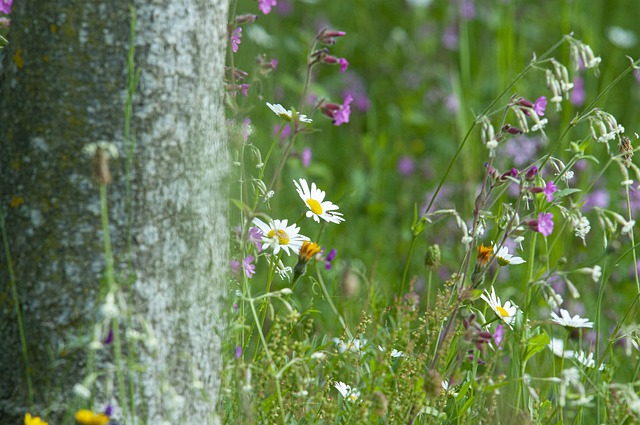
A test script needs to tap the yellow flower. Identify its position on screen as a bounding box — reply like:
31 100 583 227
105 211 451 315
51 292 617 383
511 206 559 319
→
476 244 493 265
298 241 322 264
75 409 110 425
24 413 48 425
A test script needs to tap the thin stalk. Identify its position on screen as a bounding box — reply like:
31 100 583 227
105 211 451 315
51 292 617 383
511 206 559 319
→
0 206 34 407
100 184 128 421
400 235 418 295
315 263 353 340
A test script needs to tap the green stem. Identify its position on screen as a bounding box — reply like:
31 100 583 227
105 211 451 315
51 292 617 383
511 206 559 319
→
0 206 34 407
400 235 418 295
315 262 353 340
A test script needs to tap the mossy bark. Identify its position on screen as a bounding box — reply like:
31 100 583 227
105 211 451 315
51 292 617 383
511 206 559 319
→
0 0 229 424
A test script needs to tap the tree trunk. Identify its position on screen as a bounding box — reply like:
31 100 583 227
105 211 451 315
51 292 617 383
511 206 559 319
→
0 1 229 424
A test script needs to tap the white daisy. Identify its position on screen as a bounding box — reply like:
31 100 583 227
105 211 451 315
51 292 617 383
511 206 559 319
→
493 245 525 266
294 178 344 224
480 287 518 328
266 102 312 123
252 217 309 255
550 309 594 329
334 381 360 402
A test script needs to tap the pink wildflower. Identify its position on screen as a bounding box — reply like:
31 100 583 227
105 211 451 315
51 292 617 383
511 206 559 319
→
571 76 586 107
533 96 547 116
242 256 256 278
248 227 263 252
339 58 349 73
231 27 242 53
0 0 12 14
259 0 277 14
271 59 278 71
333 94 352 126
302 147 312 167
531 212 554 237
543 181 557 202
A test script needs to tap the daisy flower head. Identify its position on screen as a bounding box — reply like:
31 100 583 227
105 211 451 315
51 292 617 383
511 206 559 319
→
266 102 312 124
493 245 525 266
480 287 518 328
550 308 594 328
334 381 361 402
252 217 309 255
294 178 345 224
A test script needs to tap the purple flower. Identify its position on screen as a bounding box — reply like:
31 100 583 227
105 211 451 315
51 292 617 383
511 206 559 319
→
571 76 586 107
235 346 243 359
535 212 554 237
397 156 416 176
240 84 251 97
582 188 610 210
442 24 459 50
338 58 349 73
302 147 312 167
273 123 292 140
533 96 547 116
242 256 256 278
271 59 279 71
242 117 251 142
543 181 557 202
230 259 240 276
324 248 337 270
0 0 12 14
333 94 352 126
493 324 504 349
231 27 242 53
103 328 113 345
248 227 263 252
460 0 476 20
259 0 277 14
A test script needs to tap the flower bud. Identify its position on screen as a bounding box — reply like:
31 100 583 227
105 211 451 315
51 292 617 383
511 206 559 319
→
424 244 441 270
236 14 257 24
525 166 538 180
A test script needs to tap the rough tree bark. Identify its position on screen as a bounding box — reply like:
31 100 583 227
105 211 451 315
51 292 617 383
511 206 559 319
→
0 0 229 424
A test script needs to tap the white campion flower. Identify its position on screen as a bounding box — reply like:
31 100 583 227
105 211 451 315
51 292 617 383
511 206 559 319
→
334 381 360 402
294 178 345 224
480 287 518 328
550 308 594 328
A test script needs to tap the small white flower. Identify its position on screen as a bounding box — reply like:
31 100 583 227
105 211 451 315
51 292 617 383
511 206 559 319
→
548 338 575 359
486 139 498 156
334 381 360 402
591 265 602 283
73 383 92 400
622 219 635 235
441 380 458 397
550 309 594 328
266 102 312 123
294 178 344 224
390 349 404 358
573 216 591 242
101 292 119 319
333 337 367 353
480 287 518 328
310 352 326 360
531 118 549 132
493 245 525 266
252 217 309 255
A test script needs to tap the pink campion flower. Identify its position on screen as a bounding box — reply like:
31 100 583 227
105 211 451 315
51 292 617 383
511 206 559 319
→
333 94 352 126
493 324 504 349
241 117 252 142
259 0 277 14
271 59 278 71
533 96 547 116
0 0 12 14
240 83 251 97
338 57 349 73
248 227 263 252
231 27 242 53
273 123 291 140
543 181 557 202
302 147 312 167
230 259 241 276
531 212 554 237
242 255 256 278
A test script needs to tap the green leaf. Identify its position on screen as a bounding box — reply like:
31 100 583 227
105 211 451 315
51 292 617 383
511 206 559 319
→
230 198 251 214
523 331 550 363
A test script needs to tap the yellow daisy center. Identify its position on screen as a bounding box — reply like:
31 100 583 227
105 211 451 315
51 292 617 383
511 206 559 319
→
496 305 509 317
267 229 290 245
306 198 323 215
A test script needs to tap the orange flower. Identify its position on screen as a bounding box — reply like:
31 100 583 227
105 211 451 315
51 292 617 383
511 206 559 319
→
476 244 493 265
298 241 322 264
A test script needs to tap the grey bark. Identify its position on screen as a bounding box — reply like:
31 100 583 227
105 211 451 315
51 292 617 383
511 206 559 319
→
0 0 229 424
